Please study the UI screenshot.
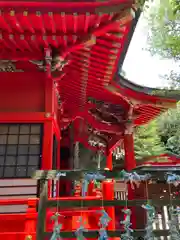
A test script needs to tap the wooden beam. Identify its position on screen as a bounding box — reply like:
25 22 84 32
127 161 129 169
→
0 2 134 14
32 168 180 180
47 199 180 208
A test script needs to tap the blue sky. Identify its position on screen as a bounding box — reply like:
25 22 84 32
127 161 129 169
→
122 11 178 88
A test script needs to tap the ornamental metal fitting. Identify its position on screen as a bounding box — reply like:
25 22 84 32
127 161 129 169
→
25 235 32 240
45 112 51 118
44 48 52 65
125 122 134 135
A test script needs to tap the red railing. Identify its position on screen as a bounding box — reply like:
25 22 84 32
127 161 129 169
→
0 181 117 239
0 195 103 238
0 198 37 240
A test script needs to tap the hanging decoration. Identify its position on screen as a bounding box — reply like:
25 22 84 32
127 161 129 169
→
97 210 111 240
81 172 105 197
142 204 156 240
166 172 180 239
50 212 63 240
169 206 180 240
98 227 109 240
118 170 151 189
120 208 133 240
97 210 111 228
113 147 124 160
166 172 180 186
75 216 88 240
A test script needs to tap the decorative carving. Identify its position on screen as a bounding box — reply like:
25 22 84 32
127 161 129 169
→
87 125 108 149
30 57 69 72
88 97 125 115
0 60 23 72
89 108 124 125
30 47 69 72
88 134 107 148
88 97 126 128
125 122 134 135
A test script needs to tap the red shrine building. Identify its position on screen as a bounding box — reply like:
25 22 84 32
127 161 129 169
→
0 0 179 239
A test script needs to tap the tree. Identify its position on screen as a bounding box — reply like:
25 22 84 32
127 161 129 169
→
134 120 165 160
147 0 180 61
147 0 180 87
157 102 180 155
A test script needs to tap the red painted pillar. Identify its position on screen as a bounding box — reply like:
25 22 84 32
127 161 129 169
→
102 180 119 240
106 152 113 170
102 152 116 238
24 199 37 240
124 134 136 171
124 125 136 228
102 180 116 229
41 49 55 197
88 181 95 196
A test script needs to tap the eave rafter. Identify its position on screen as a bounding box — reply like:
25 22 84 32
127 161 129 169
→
0 0 178 153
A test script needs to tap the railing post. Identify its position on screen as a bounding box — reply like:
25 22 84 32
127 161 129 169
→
37 180 48 240
102 180 117 240
24 199 37 240
124 123 136 228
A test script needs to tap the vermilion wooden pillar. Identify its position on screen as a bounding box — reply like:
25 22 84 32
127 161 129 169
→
124 125 136 228
41 49 55 197
106 152 113 170
103 153 116 237
124 134 136 171
102 180 116 240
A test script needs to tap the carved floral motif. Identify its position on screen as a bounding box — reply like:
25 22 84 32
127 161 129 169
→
0 60 23 72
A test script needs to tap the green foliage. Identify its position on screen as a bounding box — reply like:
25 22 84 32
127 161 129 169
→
157 103 180 155
162 71 180 89
146 0 180 87
134 120 165 160
147 0 180 61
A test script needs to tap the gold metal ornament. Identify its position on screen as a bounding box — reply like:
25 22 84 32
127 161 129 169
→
25 235 32 240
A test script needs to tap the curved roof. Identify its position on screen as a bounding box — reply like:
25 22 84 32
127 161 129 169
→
0 0 178 153
116 75 180 101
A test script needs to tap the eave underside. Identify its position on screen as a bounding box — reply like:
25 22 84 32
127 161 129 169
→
0 0 178 153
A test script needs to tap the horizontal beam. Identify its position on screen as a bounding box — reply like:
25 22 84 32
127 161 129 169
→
0 112 50 123
32 168 180 180
44 229 176 238
0 1 133 14
33 169 124 179
47 199 180 208
0 199 38 206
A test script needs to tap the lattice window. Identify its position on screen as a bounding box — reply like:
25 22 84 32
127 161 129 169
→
0 124 42 178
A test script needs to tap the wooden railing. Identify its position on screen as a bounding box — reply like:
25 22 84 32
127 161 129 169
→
0 179 37 213
114 190 126 200
0 198 37 240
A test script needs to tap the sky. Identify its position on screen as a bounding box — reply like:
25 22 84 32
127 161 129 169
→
122 11 178 88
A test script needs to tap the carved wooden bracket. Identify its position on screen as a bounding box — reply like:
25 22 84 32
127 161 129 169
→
125 122 134 135
0 60 23 72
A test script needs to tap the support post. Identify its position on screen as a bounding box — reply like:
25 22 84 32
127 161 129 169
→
24 199 37 240
41 48 54 197
103 152 116 238
37 180 48 240
106 152 113 170
124 123 136 228
102 180 116 239
124 125 136 171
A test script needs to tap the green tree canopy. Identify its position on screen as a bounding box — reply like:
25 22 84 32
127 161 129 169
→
147 0 180 61
134 120 165 160
146 0 180 87
157 102 180 155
